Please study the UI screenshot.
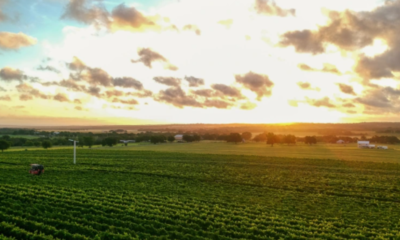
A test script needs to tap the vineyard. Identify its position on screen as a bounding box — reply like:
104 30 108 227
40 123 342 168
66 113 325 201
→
1 149 400 239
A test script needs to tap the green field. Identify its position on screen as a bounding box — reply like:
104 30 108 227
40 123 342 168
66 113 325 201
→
1 148 400 239
0 135 40 139
107 141 400 163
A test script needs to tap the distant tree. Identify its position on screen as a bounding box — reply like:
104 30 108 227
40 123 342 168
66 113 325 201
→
183 134 195 142
34 141 41 147
241 132 252 141
77 137 84 148
102 137 117 147
42 141 52 149
150 135 166 144
227 133 243 144
0 140 10 152
1 135 10 140
83 136 95 148
267 132 279 147
305 136 317 145
167 136 175 142
283 135 296 145
253 133 267 142
24 141 34 147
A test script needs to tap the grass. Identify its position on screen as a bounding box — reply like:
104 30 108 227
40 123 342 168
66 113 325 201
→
100 141 400 163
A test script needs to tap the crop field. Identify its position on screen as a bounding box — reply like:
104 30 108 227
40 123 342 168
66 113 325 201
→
108 141 400 163
1 149 400 239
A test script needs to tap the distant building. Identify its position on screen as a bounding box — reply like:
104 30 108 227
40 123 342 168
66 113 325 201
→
174 135 183 141
358 141 375 149
336 139 345 144
53 132 60 135
377 146 388 150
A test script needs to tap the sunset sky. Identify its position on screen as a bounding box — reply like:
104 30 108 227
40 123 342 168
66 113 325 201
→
1 0 400 126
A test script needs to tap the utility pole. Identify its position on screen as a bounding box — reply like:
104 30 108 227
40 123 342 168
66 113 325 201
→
68 139 78 164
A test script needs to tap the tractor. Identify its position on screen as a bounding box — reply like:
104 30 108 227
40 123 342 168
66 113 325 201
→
29 164 44 175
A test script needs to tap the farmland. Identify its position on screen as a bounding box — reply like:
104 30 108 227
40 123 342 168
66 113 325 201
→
110 141 400 163
1 149 400 239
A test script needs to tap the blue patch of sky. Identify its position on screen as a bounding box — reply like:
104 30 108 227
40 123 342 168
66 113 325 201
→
0 0 174 69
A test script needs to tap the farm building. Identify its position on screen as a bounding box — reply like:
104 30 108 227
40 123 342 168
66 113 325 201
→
358 141 375 149
174 135 183 141
377 146 388 150
336 140 345 144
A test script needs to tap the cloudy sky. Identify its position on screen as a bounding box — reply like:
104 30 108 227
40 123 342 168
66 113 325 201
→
1 0 399 126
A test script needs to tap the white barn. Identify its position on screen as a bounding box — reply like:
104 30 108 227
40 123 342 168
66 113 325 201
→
174 135 183 141
336 139 345 144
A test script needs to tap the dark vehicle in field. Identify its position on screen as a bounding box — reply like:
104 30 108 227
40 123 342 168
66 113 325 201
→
29 164 44 175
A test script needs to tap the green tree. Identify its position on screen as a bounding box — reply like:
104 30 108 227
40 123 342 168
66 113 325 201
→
167 136 175 142
1 135 10 140
42 140 52 149
150 135 166 144
83 136 95 148
0 140 10 152
102 137 117 147
227 133 243 144
34 141 41 147
241 132 252 141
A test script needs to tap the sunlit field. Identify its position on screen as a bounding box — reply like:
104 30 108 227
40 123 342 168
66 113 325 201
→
102 141 400 163
1 149 400 239
8 141 400 163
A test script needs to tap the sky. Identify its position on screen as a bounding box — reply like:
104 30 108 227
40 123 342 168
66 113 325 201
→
1 0 400 126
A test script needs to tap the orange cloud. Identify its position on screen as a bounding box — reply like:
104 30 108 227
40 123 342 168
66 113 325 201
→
0 32 37 50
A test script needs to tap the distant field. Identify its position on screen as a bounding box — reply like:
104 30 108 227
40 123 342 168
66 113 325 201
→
0 135 39 139
105 141 400 163
1 149 400 239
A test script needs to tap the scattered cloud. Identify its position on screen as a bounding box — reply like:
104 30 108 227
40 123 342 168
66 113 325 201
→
112 98 139 105
153 76 181 87
16 83 48 99
211 84 244 99
113 77 143 90
19 94 33 101
53 93 71 103
61 0 109 27
110 4 159 32
155 87 202 108
235 72 274 100
183 24 201 35
297 82 310 89
337 83 356 95
191 89 217 98
185 76 204 87
0 86 6 92
342 103 356 108
131 48 177 70
254 0 295 17
0 67 24 82
37 65 61 74
297 82 320 91
204 99 232 109
0 95 11 101
0 32 37 50
306 97 336 108
240 102 257 110
297 63 341 75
